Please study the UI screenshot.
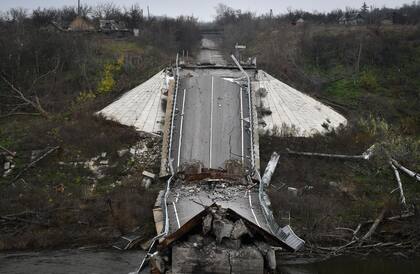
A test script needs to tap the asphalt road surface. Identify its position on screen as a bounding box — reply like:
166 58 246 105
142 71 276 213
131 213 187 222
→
171 73 252 170
197 34 227 66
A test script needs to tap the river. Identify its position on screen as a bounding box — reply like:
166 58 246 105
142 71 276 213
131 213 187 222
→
1 249 419 274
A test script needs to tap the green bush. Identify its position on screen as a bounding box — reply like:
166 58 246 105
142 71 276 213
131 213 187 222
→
359 70 380 92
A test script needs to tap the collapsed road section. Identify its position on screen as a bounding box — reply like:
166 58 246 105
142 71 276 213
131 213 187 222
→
139 34 304 274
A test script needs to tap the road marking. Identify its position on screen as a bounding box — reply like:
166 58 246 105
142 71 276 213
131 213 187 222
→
240 87 244 165
248 190 260 227
209 76 214 168
177 88 187 168
172 202 181 229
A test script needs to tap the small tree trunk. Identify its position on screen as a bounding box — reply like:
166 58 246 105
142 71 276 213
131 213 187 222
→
390 162 406 206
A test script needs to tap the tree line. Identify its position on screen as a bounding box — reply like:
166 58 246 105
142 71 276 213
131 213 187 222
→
215 1 420 26
0 4 201 118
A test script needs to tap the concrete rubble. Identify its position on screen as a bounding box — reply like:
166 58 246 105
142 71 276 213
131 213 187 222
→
166 207 269 274
55 136 161 182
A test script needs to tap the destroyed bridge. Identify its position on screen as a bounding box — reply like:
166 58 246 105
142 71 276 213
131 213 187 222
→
99 33 347 273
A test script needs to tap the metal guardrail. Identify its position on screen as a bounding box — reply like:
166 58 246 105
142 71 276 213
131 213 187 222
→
256 169 305 251
168 53 180 174
231 55 304 251
230 55 255 171
163 53 181 237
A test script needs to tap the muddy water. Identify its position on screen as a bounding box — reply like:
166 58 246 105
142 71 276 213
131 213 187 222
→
1 249 419 274
0 249 147 274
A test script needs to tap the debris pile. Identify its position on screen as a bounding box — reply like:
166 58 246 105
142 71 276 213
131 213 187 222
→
151 206 278 274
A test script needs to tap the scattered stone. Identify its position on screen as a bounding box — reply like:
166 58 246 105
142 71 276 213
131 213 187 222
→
142 178 152 189
30 150 42 161
304 185 314 190
99 160 109 165
3 169 13 177
4 162 10 170
117 149 129 157
101 152 107 158
231 219 250 239
142 170 156 180
329 181 339 188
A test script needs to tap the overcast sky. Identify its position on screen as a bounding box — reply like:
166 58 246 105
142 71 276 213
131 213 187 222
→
0 0 409 21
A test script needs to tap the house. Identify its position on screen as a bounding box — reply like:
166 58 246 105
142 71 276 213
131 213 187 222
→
99 20 129 32
339 13 365 25
296 18 305 26
68 16 95 31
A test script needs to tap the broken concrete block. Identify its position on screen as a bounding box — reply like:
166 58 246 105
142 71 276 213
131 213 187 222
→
231 219 249 239
223 238 241 249
142 178 152 189
202 214 213 235
212 219 233 244
266 248 276 270
101 152 107 158
142 170 156 180
4 162 10 170
150 252 165 273
230 247 264 274
3 169 12 177
287 187 298 196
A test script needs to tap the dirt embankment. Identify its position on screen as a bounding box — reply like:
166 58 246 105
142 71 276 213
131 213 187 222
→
260 125 420 258
0 120 163 251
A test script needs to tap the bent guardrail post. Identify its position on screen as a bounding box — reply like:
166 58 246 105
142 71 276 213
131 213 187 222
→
257 152 305 251
231 54 255 171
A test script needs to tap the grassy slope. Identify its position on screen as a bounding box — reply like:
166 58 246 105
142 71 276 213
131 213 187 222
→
243 24 420 247
0 34 168 250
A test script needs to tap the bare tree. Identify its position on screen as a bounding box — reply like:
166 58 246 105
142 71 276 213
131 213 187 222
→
0 58 60 119
93 2 121 19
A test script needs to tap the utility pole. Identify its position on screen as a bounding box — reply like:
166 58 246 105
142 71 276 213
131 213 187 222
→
147 6 150 20
77 0 81 16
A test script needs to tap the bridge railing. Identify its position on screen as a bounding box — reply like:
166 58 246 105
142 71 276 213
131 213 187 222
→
256 169 305 251
163 53 181 236
230 55 255 170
